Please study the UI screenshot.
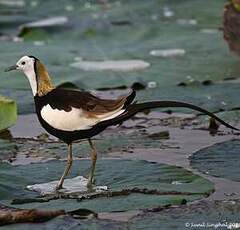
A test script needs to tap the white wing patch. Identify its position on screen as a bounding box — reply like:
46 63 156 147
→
40 104 125 131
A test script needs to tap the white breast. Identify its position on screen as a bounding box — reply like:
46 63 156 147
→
40 104 124 131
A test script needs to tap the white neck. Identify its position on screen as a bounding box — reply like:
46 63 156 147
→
23 68 37 96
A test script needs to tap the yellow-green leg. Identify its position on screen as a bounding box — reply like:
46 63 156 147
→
56 143 73 190
87 139 97 188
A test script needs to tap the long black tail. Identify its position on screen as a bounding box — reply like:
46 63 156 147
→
97 100 239 131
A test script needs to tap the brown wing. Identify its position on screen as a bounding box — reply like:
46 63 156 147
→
85 92 135 115
43 88 136 115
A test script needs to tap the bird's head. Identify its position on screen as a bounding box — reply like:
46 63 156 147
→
5 55 54 96
5 55 36 74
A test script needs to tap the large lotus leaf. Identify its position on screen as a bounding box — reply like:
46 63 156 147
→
190 139 240 182
1 0 240 118
0 96 17 131
198 110 240 126
0 159 213 212
2 199 240 230
0 139 17 161
129 200 240 230
0 215 127 230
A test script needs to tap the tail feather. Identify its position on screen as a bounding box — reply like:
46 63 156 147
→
97 100 239 131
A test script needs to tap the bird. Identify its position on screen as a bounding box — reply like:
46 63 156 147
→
5 55 239 191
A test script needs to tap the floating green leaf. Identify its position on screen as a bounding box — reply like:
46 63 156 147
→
0 215 127 230
2 200 240 230
190 139 240 182
129 200 240 230
0 139 17 161
0 159 213 212
0 96 17 131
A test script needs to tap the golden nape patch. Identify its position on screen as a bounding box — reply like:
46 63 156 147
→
36 60 54 96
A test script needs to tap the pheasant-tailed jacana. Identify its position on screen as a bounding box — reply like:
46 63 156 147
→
5 56 239 190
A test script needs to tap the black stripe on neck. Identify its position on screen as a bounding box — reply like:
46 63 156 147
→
28 55 39 60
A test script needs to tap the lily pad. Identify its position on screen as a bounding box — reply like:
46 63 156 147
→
0 159 214 212
0 215 127 230
0 96 17 131
2 200 240 229
190 139 240 182
129 200 240 230
0 139 17 161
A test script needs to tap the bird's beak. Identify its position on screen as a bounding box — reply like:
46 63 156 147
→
4 64 18 72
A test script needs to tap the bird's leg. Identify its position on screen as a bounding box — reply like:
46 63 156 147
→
56 143 73 191
87 139 97 188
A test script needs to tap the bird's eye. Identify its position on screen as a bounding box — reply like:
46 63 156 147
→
21 61 25 65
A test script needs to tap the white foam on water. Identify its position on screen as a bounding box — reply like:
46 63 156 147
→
27 176 108 196
163 7 174 18
150 49 186 57
201 29 218 34
0 0 25 7
177 19 197 26
21 16 68 28
171 181 183 185
70 60 150 71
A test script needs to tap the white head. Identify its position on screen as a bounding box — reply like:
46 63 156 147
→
5 55 38 96
16 56 35 72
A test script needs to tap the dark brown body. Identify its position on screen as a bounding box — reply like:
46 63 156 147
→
34 88 238 145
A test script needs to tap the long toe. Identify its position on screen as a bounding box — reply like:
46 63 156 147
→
87 180 93 189
55 184 63 191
